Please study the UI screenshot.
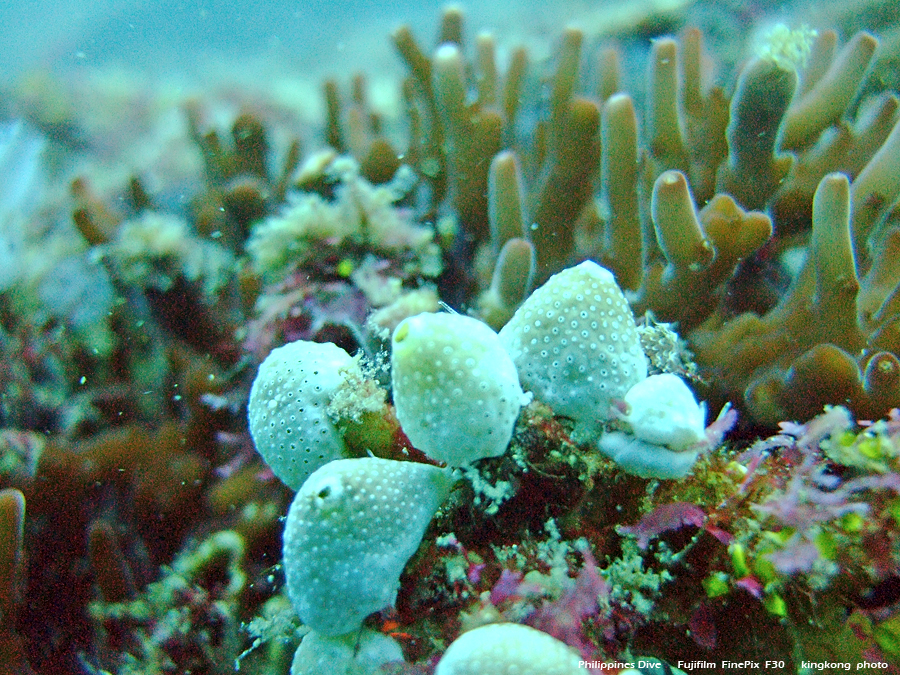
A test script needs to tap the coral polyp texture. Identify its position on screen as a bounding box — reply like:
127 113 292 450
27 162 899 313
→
499 260 647 442
6 1 900 674
391 311 528 466
282 457 452 636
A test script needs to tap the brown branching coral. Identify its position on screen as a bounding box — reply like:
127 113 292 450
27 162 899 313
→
0 488 30 675
187 107 300 248
347 8 900 426
715 57 797 211
691 170 898 424
637 173 773 329
595 93 643 291
322 75 402 185
781 30 879 151
390 14 603 282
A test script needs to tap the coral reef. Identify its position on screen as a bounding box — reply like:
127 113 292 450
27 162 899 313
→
2 1 900 674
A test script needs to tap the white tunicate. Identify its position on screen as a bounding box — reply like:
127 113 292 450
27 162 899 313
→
620 373 706 450
283 457 453 636
597 373 708 479
434 623 587 675
248 340 353 489
290 628 404 675
391 312 528 466
499 260 647 442
597 431 704 479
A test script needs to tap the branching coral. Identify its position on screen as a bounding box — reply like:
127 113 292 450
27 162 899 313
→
693 171 899 424
334 9 900 426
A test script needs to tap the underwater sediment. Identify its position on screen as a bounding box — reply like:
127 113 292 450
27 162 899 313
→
2 1 900 673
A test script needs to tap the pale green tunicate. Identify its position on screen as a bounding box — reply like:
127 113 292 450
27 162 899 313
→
435 623 587 675
290 628 404 675
598 373 708 479
391 312 528 466
283 457 453 636
499 260 647 443
248 340 352 489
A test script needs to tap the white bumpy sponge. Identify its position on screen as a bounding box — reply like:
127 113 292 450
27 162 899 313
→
391 312 528 466
283 457 453 636
598 373 708 479
248 340 353 490
499 260 647 442
435 623 587 675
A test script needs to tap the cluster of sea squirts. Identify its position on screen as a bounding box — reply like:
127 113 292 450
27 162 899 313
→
248 259 719 672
